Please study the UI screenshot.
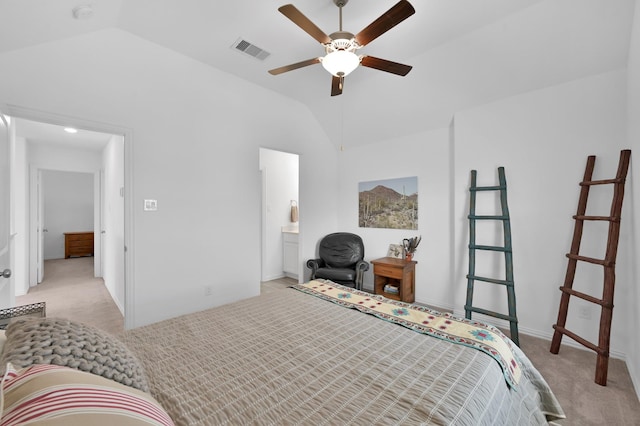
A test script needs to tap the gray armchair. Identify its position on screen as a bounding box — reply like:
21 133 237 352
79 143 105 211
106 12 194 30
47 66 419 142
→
306 232 369 290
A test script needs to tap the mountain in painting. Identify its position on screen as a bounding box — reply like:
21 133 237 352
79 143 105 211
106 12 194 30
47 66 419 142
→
359 185 418 229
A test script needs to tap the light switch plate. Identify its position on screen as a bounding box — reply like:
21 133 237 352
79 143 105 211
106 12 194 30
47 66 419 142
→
144 199 158 211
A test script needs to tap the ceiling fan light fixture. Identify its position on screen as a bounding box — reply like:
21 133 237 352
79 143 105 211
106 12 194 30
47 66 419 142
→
321 50 360 77
269 1 415 95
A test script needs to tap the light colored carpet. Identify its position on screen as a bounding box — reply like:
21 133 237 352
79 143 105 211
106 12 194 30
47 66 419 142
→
15 268 640 424
519 333 640 425
15 257 124 335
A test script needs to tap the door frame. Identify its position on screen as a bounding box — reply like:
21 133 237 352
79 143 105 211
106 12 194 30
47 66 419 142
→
5 104 136 329
29 168 101 283
0 113 13 308
259 148 301 283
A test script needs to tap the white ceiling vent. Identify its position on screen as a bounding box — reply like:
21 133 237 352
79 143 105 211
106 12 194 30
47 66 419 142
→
231 38 270 61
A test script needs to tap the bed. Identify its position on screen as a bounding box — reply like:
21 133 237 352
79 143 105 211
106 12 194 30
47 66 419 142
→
0 280 565 425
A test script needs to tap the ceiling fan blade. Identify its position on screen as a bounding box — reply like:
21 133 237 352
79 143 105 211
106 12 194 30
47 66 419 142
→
360 56 412 76
278 4 332 45
354 0 415 47
268 57 321 75
331 75 343 96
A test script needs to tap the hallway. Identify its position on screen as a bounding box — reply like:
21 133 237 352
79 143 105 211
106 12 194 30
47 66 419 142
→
16 257 124 335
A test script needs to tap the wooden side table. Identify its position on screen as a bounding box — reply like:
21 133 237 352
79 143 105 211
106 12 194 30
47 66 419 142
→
371 257 416 303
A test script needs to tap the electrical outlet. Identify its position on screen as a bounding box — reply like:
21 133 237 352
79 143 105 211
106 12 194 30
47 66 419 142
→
204 285 213 296
578 306 591 320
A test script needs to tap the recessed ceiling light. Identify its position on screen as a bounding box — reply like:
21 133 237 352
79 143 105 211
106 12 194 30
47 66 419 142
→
64 127 78 134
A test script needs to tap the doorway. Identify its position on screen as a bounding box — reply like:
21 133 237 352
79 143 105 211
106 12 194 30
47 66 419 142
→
0 114 11 307
8 112 129 327
259 148 300 283
39 169 95 274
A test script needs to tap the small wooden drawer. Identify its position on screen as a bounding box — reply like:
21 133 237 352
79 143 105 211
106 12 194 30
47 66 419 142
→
374 264 403 279
69 240 93 250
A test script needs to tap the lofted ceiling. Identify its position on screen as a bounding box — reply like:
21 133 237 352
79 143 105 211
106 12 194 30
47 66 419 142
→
0 0 635 149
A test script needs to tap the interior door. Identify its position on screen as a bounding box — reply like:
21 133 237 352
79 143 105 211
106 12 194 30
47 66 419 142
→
0 113 13 307
99 169 105 278
37 170 44 283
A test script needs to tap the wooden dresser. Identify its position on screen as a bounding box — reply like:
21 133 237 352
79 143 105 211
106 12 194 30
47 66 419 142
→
64 232 94 258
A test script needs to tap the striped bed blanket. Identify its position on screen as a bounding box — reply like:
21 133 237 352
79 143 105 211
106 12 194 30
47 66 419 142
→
121 281 565 425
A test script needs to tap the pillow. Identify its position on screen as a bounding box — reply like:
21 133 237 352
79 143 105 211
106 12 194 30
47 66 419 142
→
0 363 174 426
0 317 149 392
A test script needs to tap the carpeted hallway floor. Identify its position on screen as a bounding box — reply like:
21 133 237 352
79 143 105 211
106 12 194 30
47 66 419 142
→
14 261 640 425
15 257 124 335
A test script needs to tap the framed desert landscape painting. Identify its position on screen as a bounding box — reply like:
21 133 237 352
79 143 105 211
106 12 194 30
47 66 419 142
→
359 176 418 229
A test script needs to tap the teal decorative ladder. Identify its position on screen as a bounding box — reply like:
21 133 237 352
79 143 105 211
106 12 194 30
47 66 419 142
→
465 167 519 347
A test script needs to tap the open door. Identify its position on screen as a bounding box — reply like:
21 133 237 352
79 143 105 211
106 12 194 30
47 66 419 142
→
28 167 46 285
0 113 13 307
99 169 105 278
36 170 44 283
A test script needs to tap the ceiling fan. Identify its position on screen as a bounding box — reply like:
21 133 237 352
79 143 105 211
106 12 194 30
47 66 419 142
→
268 0 415 96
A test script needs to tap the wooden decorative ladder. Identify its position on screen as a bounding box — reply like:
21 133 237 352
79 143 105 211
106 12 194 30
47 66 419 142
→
465 167 519 347
550 149 631 386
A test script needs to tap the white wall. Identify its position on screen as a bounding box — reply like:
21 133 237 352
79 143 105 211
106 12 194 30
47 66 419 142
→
0 28 338 327
454 70 629 355
29 144 102 174
102 135 125 313
11 135 29 296
259 148 299 282
41 170 93 260
625 0 640 399
336 127 452 303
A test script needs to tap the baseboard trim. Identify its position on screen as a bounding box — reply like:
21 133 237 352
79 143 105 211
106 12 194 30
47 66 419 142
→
105 284 124 316
262 273 285 282
626 355 640 402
